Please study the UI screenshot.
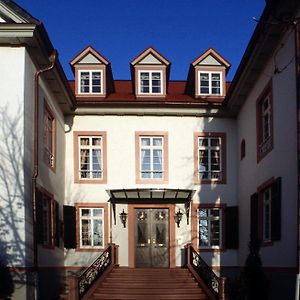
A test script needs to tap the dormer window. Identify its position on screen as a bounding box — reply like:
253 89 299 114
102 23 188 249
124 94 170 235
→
79 70 103 94
139 71 163 94
187 48 230 101
70 46 114 99
199 71 222 95
131 47 171 98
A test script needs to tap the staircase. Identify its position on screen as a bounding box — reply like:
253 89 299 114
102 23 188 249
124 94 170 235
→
88 267 210 299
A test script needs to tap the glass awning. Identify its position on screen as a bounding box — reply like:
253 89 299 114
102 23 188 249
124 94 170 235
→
107 188 195 226
107 188 195 204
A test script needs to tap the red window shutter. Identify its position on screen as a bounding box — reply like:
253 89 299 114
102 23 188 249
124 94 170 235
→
225 206 239 249
55 201 60 247
63 206 76 249
271 177 281 241
36 189 44 244
250 192 259 241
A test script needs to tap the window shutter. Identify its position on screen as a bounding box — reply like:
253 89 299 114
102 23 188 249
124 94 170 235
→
36 189 44 244
63 205 76 249
250 192 259 241
271 177 281 241
225 206 239 249
55 201 60 248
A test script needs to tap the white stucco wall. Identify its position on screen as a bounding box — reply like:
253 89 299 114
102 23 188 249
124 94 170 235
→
237 30 297 268
64 114 238 268
0 47 27 268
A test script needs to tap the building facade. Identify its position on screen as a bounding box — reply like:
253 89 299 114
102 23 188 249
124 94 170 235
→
0 0 299 299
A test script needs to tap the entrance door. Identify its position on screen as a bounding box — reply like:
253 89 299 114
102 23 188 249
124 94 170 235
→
135 208 169 268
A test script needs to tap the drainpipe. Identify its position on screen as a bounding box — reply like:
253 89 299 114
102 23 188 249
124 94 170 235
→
31 49 57 281
295 21 300 300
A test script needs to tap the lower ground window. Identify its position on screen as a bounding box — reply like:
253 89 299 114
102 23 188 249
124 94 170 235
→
198 208 222 248
79 207 104 248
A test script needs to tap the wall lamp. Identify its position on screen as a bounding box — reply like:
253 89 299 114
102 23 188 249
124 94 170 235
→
119 209 128 228
174 209 183 228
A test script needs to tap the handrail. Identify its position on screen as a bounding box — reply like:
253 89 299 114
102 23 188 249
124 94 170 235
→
186 244 226 300
67 243 118 300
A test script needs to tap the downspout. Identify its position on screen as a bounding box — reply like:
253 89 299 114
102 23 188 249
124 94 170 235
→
31 49 57 273
295 21 300 300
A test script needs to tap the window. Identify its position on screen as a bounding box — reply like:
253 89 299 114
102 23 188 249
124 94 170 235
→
78 70 102 94
262 187 271 242
136 132 168 183
74 132 107 184
36 189 60 248
79 207 104 248
194 133 226 184
43 102 55 170
198 71 222 95
241 139 246 160
250 177 281 246
138 71 163 94
198 208 222 249
256 81 273 162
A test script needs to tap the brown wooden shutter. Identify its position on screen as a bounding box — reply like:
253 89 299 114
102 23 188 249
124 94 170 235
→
63 205 76 249
250 192 259 241
55 201 60 247
36 189 44 244
271 177 281 241
225 206 239 249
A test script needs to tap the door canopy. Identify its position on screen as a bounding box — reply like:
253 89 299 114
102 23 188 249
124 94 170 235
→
107 188 195 225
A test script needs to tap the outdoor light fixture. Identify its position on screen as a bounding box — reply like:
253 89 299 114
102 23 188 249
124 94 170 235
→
174 209 183 228
119 209 128 228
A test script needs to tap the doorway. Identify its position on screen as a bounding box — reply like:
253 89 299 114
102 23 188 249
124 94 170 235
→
135 208 169 268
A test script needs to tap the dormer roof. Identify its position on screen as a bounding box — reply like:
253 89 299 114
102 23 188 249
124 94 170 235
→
130 47 171 66
191 48 231 71
70 45 110 73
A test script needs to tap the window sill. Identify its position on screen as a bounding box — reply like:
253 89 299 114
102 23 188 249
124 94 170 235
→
136 178 168 184
76 247 105 252
198 247 225 252
74 178 107 184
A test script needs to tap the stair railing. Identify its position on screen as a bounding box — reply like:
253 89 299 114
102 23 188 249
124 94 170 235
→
68 243 118 300
185 243 226 300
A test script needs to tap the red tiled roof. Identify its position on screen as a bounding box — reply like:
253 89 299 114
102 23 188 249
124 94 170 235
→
69 80 231 105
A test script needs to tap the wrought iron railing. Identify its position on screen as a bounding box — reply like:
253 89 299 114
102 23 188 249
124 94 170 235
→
186 244 226 300
75 243 117 299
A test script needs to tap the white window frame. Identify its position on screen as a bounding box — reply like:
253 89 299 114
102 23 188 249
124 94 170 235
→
198 137 222 181
262 187 272 242
78 136 103 180
198 71 222 96
78 70 103 95
259 94 272 155
79 207 104 248
43 105 55 168
138 70 163 95
198 208 222 249
140 136 164 179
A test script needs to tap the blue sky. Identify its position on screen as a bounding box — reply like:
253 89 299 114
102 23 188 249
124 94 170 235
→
17 0 265 81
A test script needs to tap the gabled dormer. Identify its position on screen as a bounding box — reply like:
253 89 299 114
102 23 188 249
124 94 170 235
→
70 46 114 99
186 48 230 100
130 47 171 98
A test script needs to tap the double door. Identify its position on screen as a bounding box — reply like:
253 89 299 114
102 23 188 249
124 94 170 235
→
135 208 169 268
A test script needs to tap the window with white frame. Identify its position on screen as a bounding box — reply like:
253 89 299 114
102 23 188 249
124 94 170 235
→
139 71 162 94
199 71 222 95
140 136 164 179
79 136 103 179
198 208 222 248
198 137 222 181
79 207 104 248
79 70 102 94
43 104 55 169
262 187 272 242
260 94 272 155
